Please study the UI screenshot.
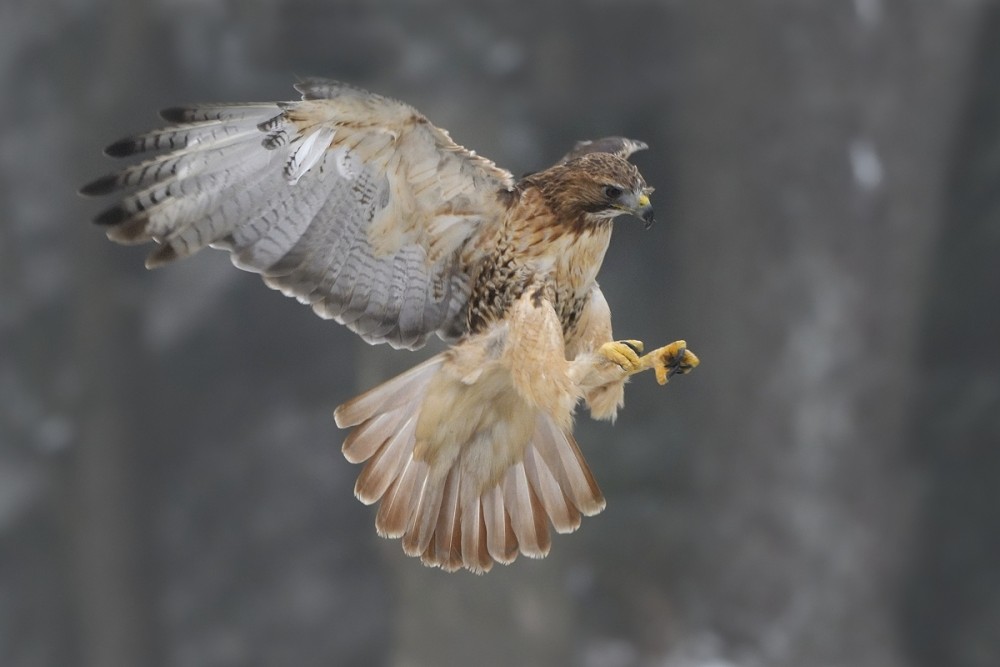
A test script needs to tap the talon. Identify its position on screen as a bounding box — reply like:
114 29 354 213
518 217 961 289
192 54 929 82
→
599 340 643 373
650 340 700 385
621 339 644 355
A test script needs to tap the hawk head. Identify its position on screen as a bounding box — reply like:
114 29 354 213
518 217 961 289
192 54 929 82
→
527 152 655 229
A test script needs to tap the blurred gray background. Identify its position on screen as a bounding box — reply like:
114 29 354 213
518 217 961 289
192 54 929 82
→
3 0 1000 666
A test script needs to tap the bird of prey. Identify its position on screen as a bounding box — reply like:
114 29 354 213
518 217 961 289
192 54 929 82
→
82 79 699 573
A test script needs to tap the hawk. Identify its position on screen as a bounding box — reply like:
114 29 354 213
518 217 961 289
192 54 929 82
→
82 79 699 573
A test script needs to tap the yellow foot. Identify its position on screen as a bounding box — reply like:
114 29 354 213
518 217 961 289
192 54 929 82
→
639 340 700 385
598 340 645 373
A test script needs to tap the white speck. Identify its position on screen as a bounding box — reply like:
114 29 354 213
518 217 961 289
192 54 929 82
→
854 0 882 28
848 139 883 191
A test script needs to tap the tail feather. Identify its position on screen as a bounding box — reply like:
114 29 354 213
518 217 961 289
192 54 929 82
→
337 355 607 573
460 495 493 573
482 485 519 564
401 470 447 557
533 417 606 516
523 432 583 534
375 456 428 538
353 416 415 505
342 409 408 464
334 355 444 428
430 467 464 571
502 461 552 558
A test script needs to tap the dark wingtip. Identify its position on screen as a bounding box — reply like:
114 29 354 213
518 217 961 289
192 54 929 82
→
103 137 140 157
79 173 120 197
159 106 190 123
93 205 130 226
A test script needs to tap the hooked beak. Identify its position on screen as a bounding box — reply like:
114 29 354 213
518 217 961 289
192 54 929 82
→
634 192 654 229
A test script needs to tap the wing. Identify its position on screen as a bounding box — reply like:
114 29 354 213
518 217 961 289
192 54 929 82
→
556 136 648 164
81 79 515 349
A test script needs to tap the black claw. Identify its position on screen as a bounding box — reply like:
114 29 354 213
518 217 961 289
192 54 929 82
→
666 345 689 379
621 340 642 356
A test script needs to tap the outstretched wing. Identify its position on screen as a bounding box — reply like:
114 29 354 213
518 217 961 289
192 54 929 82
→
81 79 515 349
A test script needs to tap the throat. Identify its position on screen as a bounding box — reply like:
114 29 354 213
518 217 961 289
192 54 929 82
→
553 223 613 295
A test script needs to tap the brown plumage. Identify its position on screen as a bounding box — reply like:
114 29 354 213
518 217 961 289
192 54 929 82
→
82 79 698 573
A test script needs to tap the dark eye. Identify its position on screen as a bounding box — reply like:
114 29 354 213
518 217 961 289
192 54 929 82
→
604 185 622 199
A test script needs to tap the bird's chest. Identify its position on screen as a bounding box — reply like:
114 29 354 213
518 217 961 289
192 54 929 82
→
466 221 611 335
548 228 611 333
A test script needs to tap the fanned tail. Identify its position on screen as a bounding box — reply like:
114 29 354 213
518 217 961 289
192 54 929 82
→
334 357 606 574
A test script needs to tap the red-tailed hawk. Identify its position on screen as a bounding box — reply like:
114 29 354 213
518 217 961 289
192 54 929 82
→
82 79 699 573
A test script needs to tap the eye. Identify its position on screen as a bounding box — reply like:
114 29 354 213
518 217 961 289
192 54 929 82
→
604 185 622 200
